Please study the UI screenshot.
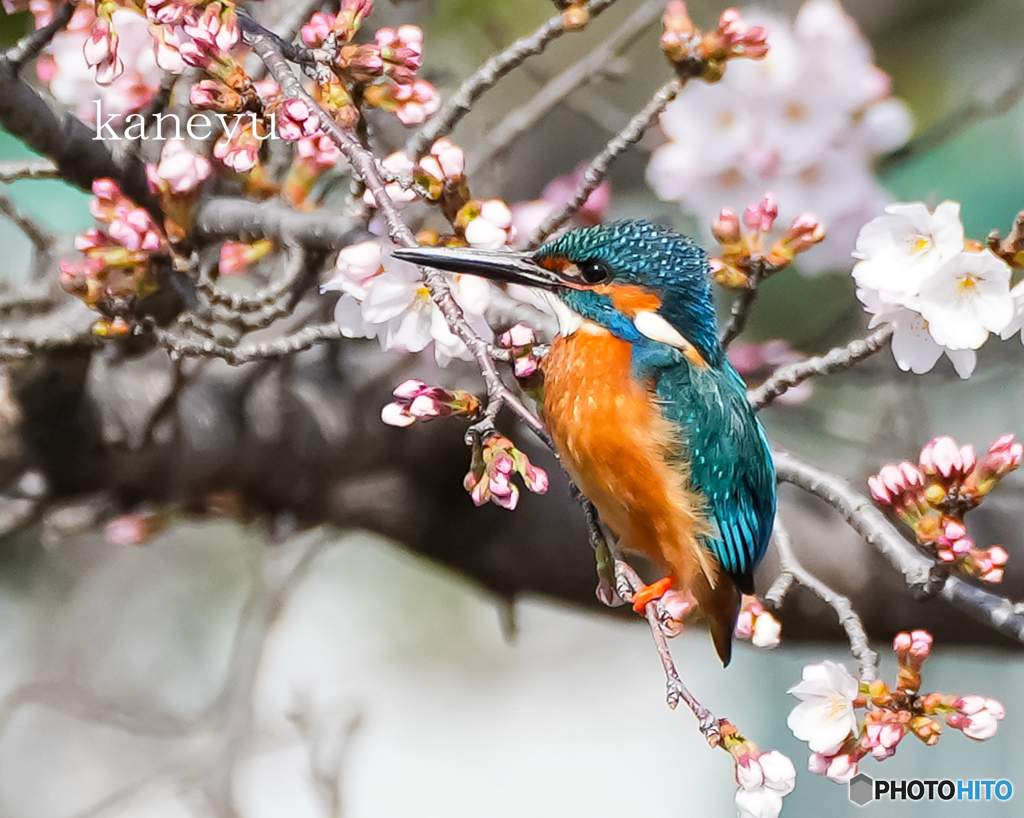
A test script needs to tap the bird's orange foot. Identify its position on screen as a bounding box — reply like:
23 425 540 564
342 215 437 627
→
631 575 675 613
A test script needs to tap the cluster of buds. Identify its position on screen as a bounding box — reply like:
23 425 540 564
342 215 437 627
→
868 434 1020 581
380 379 481 428
790 633 1005 785
464 435 549 511
660 2 768 81
300 2 439 127
456 199 516 250
366 140 469 218
497 323 544 380
145 139 212 241
721 724 796 818
365 140 515 249
83 0 122 84
711 194 826 289
147 0 240 74
733 595 782 649
60 179 169 336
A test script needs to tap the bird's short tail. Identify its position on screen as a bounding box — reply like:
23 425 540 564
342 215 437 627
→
703 576 742 666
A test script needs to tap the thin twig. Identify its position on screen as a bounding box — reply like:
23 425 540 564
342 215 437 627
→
404 0 623 157
748 326 893 409
468 0 664 172
529 76 686 247
720 261 767 348
765 516 878 681
151 322 345 364
614 559 723 744
775 450 1024 645
0 160 59 182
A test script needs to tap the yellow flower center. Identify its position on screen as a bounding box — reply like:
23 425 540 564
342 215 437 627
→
827 695 848 720
907 233 933 254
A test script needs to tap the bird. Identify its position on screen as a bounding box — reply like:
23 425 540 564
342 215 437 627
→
393 220 775 665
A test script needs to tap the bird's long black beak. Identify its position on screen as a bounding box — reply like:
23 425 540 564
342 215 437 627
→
392 245 563 290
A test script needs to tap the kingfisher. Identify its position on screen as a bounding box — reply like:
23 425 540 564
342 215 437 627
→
394 220 775 665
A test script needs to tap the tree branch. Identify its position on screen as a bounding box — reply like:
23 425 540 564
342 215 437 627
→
748 326 893 409
529 76 686 247
4 2 75 69
0 160 59 183
0 56 162 221
614 559 723 744
775 450 1024 645
765 516 878 681
243 20 542 434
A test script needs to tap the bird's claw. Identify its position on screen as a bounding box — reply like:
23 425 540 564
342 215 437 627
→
631 575 675 613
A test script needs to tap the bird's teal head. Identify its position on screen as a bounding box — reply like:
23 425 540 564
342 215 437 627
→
393 220 722 367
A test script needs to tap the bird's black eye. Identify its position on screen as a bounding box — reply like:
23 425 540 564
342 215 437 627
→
578 259 612 284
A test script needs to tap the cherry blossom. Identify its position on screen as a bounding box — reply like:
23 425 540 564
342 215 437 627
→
734 749 796 818
951 696 1005 741
648 0 912 273
854 201 1015 378
322 245 493 366
852 201 964 300
787 660 859 753
914 250 1014 350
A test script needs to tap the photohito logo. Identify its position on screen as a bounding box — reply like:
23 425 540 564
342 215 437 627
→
849 773 1013 806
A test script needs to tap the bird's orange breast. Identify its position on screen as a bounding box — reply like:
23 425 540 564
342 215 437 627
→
541 325 716 592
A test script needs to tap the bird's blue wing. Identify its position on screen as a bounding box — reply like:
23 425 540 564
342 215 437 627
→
640 347 775 593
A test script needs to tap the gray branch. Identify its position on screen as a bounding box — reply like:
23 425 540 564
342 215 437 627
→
775 450 1024 645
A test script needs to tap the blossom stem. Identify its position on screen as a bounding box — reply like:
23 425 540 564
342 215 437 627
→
749 326 894 409
765 516 878 681
529 76 688 247
404 0 624 158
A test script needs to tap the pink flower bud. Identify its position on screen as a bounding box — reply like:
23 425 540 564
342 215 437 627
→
920 435 963 478
867 475 891 504
392 378 426 399
499 323 536 348
712 208 742 244
381 402 414 427
988 546 1009 567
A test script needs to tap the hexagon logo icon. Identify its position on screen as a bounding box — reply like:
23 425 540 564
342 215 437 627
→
849 773 874 806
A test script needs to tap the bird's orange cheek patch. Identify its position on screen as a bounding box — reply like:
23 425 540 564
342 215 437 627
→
595 284 662 317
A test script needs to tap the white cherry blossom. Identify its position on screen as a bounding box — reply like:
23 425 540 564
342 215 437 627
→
915 250 1014 350
735 750 796 818
852 201 964 302
647 0 912 273
787 660 859 754
322 247 492 366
